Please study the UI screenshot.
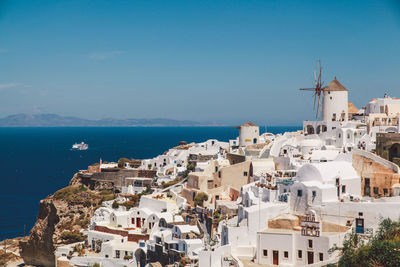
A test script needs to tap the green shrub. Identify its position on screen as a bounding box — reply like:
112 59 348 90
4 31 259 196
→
118 158 131 168
99 189 113 195
331 218 400 267
194 192 208 207
76 218 90 228
112 200 119 209
61 231 85 244
162 179 181 188
187 163 195 171
124 255 133 260
120 200 135 210
101 194 115 203
53 185 87 201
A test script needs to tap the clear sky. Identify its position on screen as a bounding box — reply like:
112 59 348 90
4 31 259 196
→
0 0 399 125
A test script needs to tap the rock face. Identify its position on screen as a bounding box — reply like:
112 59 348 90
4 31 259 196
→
19 173 115 267
20 200 59 267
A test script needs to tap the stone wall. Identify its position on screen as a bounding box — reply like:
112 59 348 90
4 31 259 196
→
188 154 217 164
352 152 400 197
226 153 246 165
79 169 156 190
376 133 400 166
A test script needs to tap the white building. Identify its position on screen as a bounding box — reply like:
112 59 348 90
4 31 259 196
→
322 77 349 122
255 212 347 266
290 161 361 214
239 121 260 147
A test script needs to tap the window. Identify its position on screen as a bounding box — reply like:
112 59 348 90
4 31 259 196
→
330 96 332 100
218 171 221 178
308 239 313 249
243 171 248 176
319 253 323 261
338 133 341 138
384 188 388 195
297 250 303 259
116 250 120 258
374 187 379 195
284 251 289 259
263 249 268 257
342 185 346 193
215 166 218 172
297 189 303 197
312 191 316 197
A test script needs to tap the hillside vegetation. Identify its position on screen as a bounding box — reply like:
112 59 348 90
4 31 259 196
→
331 218 400 267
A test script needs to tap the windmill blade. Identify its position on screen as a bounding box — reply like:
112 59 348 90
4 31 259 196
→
314 69 317 87
316 95 321 118
299 88 316 91
313 93 317 111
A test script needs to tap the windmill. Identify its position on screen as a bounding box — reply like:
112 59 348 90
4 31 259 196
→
300 60 324 119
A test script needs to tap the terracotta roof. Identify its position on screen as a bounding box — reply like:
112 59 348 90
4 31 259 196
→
323 77 348 92
241 121 258 127
348 102 358 114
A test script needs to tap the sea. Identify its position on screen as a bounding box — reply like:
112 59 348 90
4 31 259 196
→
0 126 300 240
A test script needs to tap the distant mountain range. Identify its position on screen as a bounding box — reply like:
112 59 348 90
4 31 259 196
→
0 114 224 127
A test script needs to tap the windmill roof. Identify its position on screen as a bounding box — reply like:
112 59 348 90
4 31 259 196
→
323 77 348 92
348 102 358 114
241 121 258 127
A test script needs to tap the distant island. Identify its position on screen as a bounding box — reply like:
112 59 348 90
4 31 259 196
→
0 113 224 127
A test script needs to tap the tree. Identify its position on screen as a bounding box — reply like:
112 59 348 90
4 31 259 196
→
194 192 208 207
118 158 133 168
187 163 195 172
112 200 119 209
331 218 400 267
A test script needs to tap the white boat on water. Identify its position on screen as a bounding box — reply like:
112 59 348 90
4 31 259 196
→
72 142 88 150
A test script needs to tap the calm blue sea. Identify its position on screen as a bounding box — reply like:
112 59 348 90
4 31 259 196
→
0 126 300 240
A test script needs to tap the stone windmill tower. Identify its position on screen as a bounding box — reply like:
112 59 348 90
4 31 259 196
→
321 77 349 122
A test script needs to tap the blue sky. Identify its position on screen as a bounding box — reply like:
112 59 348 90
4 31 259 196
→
0 0 399 125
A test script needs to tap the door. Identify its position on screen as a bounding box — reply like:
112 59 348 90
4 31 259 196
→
273 250 279 265
136 217 141 227
307 251 314 264
356 218 364 234
364 178 371 196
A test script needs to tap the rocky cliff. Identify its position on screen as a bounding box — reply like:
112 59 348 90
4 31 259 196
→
19 173 115 267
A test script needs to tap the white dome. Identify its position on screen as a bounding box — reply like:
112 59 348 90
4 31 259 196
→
297 161 357 183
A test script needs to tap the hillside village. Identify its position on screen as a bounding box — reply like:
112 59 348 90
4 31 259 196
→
17 78 400 266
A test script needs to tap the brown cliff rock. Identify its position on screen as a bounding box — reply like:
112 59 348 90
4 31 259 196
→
19 173 115 267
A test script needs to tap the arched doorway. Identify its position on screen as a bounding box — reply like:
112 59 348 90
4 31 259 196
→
389 144 400 163
135 248 147 267
306 125 315 135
